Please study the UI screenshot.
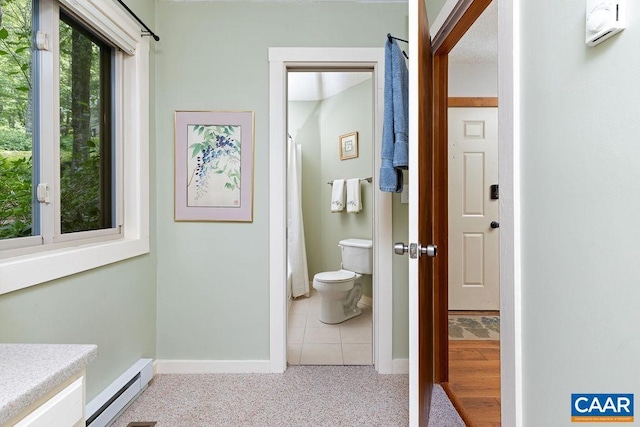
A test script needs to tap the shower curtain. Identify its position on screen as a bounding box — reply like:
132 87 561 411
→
287 136 310 298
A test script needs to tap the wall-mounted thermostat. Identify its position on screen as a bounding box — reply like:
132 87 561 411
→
586 0 626 46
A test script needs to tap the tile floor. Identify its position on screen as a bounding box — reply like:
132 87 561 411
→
287 290 372 366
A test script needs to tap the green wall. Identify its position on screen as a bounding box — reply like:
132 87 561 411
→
426 0 447 26
154 1 410 360
318 79 374 287
290 78 374 297
391 173 409 358
0 259 157 400
0 0 158 401
0 4 411 405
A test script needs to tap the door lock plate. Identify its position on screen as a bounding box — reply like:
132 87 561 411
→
490 184 499 200
409 243 418 259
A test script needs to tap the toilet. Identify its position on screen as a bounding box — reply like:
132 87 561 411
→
312 238 373 324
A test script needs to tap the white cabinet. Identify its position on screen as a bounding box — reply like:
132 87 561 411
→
0 344 96 427
4 374 86 427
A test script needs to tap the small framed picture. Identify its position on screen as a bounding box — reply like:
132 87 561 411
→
339 131 358 160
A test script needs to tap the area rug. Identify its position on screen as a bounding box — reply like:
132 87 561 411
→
448 315 500 340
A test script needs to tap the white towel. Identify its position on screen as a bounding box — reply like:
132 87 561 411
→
346 178 362 213
331 179 345 212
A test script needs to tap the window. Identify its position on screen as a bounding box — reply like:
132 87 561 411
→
59 10 113 235
0 0 149 294
0 0 34 241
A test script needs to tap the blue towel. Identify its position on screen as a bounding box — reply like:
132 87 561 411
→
390 41 409 170
380 38 409 193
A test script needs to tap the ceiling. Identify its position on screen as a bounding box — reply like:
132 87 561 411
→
449 1 497 67
287 1 497 101
288 72 372 102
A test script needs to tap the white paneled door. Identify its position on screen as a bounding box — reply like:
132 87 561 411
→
448 107 499 310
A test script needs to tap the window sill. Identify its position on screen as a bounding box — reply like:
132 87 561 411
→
0 238 150 295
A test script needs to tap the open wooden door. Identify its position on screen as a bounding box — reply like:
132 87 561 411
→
416 3 435 423
407 0 435 424
409 0 499 423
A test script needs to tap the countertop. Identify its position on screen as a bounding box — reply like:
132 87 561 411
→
0 343 98 424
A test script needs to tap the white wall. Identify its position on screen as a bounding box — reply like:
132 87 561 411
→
448 65 497 97
432 0 640 422
520 0 640 424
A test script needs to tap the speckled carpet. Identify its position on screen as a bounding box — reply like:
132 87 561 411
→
111 366 464 427
448 315 500 340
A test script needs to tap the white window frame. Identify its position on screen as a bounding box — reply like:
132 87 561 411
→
0 0 149 295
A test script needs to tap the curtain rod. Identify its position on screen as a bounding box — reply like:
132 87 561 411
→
116 0 160 41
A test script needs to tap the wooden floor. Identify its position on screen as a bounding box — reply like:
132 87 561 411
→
448 340 501 426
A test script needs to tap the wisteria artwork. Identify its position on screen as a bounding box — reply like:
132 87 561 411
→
187 124 241 207
174 111 254 222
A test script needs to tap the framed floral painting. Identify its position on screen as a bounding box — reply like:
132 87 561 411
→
174 110 254 222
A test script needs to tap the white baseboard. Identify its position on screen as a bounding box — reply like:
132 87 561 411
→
361 295 373 307
156 358 403 374
155 360 271 374
392 358 409 374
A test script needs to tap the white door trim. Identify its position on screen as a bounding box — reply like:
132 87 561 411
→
268 47 393 374
497 0 522 424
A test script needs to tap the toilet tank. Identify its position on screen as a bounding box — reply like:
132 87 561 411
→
339 238 373 274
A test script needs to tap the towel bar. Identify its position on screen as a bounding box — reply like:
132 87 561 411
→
327 177 372 185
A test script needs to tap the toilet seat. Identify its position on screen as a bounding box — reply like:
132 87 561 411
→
314 270 355 283
313 270 358 294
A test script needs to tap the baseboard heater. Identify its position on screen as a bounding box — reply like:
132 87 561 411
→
86 358 153 427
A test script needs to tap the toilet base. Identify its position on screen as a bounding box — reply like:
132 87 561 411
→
317 282 363 324
319 304 361 325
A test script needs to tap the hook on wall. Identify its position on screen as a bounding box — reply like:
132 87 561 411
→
386 33 409 59
387 33 409 44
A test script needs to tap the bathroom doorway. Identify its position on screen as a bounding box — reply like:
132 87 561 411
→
268 48 394 374
286 71 375 366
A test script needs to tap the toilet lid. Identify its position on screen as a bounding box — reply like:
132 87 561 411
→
314 270 355 283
